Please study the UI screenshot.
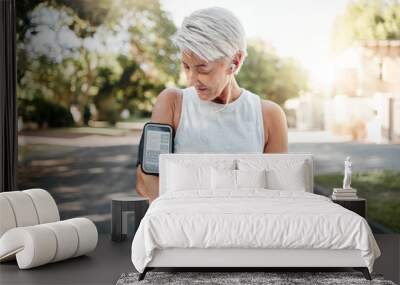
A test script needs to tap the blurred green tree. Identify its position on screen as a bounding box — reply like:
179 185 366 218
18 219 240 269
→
17 0 179 126
237 40 309 106
331 0 400 53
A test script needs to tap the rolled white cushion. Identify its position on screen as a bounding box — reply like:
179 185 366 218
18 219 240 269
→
42 221 79 262
23 188 60 223
0 226 57 269
0 191 39 227
0 196 17 237
66 218 98 257
0 218 98 269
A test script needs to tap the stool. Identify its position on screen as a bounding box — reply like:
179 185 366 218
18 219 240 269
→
111 196 149 242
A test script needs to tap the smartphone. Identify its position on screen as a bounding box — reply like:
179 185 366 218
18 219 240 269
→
141 122 174 176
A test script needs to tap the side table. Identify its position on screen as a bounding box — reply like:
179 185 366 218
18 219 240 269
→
111 196 149 242
331 196 367 218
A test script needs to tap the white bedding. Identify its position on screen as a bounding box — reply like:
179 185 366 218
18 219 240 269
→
131 189 381 273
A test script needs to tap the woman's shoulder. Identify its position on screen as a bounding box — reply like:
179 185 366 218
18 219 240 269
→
152 87 183 131
246 92 287 152
259 98 287 143
259 98 285 117
248 92 286 135
155 87 183 113
157 87 183 102
244 89 285 119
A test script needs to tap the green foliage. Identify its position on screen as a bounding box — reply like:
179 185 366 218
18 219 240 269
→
237 41 309 106
17 0 179 126
55 0 115 26
18 96 75 128
315 170 400 232
332 0 400 53
17 2 100 126
103 103 120 125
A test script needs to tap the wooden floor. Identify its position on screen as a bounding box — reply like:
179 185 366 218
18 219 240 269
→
0 234 399 285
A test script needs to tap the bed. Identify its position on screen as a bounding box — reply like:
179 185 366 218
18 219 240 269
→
131 153 381 281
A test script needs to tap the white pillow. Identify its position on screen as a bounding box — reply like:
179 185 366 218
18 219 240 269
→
211 168 236 190
166 159 236 193
211 168 268 190
237 159 307 191
265 163 306 191
236 169 268 189
167 162 212 191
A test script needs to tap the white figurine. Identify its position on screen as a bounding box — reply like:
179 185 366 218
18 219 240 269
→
343 156 352 189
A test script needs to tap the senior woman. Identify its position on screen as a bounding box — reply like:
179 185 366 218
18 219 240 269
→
136 7 288 202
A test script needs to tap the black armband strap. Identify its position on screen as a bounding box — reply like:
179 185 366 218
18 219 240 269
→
136 130 144 168
135 123 174 176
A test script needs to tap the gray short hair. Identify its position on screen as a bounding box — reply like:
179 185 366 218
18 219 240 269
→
171 6 247 75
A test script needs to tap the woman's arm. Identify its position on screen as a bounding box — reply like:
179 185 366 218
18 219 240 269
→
135 88 180 203
261 100 288 153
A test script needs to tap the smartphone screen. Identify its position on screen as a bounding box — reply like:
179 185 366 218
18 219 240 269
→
142 123 173 175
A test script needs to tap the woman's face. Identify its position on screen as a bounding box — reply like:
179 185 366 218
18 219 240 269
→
181 51 231 101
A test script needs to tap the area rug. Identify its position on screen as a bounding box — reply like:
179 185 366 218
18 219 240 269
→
116 271 395 285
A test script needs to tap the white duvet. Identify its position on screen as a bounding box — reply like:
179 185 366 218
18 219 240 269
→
131 189 381 273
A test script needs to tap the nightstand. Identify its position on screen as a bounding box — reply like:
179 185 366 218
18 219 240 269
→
111 196 149 242
331 197 366 218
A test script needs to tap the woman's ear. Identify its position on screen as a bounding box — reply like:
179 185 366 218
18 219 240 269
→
229 51 243 74
233 51 245 74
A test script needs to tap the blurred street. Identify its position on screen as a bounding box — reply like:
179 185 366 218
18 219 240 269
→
17 129 400 233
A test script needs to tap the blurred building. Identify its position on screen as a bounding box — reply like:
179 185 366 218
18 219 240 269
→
284 92 324 130
326 40 400 143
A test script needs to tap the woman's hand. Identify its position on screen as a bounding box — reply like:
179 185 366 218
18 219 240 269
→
135 165 159 202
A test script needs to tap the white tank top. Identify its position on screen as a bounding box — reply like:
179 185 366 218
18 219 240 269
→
174 86 265 153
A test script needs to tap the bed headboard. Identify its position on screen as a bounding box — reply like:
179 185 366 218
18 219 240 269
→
159 153 314 195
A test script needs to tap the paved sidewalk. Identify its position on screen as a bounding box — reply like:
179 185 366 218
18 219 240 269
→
19 134 141 147
288 130 352 143
17 129 369 146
